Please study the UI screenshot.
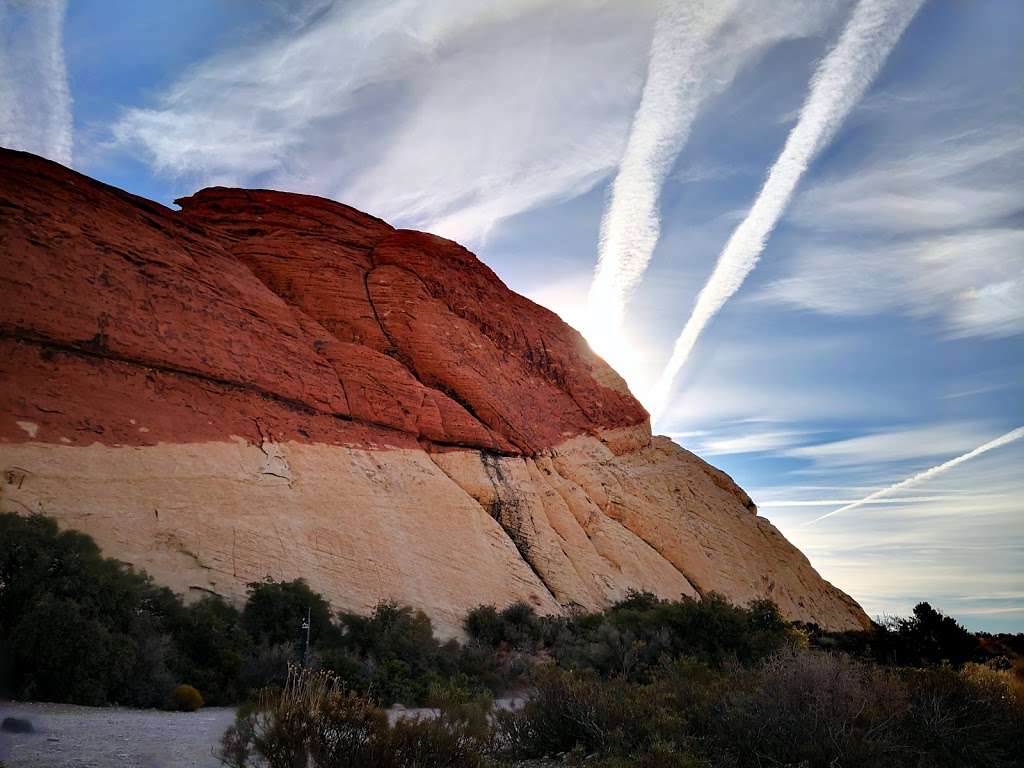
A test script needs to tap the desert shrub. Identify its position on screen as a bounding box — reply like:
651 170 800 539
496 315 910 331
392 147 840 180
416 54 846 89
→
307 689 389 767
384 713 486 768
496 648 1024 767
338 602 437 665
172 683 204 711
317 645 371 689
240 641 298 693
545 592 792 682
497 602 542 647
234 666 341 768
882 602 982 667
494 668 680 759
425 676 493 739
451 638 532 695
122 633 178 708
9 594 131 705
463 602 544 651
221 665 486 768
580 747 707 768
901 663 1024 767
714 648 909 767
369 658 421 705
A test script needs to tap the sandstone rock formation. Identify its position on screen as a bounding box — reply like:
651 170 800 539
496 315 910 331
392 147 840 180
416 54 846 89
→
0 148 869 634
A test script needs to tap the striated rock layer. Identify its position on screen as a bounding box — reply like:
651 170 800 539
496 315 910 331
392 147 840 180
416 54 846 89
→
0 148 869 634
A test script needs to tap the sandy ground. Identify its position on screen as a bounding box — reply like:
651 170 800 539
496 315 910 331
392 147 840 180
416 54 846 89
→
0 698 526 767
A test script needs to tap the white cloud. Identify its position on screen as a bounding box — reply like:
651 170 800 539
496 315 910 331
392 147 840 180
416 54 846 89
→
648 0 925 422
112 0 660 243
0 0 72 165
111 1 850 249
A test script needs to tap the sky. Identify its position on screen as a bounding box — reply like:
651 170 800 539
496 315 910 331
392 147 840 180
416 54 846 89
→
2 0 1022 632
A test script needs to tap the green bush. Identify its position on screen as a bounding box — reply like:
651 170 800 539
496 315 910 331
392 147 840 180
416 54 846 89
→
0 513 335 707
243 578 338 649
10 594 130 705
884 602 982 667
172 683 204 711
174 595 252 705
330 601 463 706
0 513 184 705
307 689 389 767
8 507 1023 768
495 650 1024 767
463 605 503 646
463 602 545 651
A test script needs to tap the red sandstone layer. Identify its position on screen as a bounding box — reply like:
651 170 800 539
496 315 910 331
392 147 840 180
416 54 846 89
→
1 148 646 455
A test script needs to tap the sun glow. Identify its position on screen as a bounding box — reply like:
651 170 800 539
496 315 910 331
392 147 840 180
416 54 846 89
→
526 278 656 413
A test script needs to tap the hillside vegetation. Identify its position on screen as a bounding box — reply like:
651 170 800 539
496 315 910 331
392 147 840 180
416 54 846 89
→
1 512 1021 767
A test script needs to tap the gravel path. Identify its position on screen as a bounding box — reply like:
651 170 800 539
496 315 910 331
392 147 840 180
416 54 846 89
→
0 702 236 768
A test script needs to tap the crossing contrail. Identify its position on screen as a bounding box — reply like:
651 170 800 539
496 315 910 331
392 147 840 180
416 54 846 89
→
586 0 734 351
0 0 72 165
647 0 925 423
805 425 1024 525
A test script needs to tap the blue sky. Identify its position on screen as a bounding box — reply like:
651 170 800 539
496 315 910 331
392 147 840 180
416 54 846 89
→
2 0 1022 631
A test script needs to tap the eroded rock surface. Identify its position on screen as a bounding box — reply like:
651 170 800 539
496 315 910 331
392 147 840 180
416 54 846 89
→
0 148 869 633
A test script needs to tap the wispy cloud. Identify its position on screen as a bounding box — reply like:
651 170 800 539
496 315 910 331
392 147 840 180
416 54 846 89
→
759 496 968 507
0 0 72 165
695 429 817 456
789 131 1024 234
647 0 924 422
762 229 1024 339
111 1 845 249
805 425 1024 525
112 0 658 243
771 439 1024 630
758 125 1024 339
783 422 998 468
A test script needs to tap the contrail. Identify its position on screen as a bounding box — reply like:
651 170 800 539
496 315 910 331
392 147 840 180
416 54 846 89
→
647 0 925 422
0 0 72 165
805 426 1024 525
585 0 735 351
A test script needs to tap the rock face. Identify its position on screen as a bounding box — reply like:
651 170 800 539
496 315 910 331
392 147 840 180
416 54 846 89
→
0 148 869 634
